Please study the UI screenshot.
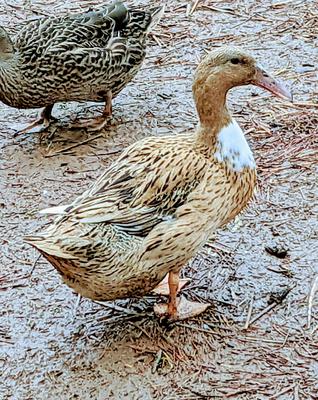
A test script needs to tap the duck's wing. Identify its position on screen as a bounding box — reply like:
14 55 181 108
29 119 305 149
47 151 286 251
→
51 136 209 238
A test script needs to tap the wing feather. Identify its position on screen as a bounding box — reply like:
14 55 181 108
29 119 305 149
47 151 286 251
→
63 136 209 237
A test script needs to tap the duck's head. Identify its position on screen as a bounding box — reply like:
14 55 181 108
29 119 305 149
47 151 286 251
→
194 46 292 102
0 27 14 59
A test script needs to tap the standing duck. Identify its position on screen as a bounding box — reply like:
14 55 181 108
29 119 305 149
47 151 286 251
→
0 1 163 133
25 47 292 321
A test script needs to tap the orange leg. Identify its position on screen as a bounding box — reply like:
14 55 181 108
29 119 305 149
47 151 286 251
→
152 273 190 296
104 91 113 116
154 271 210 321
167 271 179 318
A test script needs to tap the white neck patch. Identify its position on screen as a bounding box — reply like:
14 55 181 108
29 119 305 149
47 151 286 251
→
214 119 256 172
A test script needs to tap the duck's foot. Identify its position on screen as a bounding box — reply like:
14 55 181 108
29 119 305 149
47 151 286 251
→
71 115 110 132
72 91 113 132
154 296 210 321
14 117 51 136
152 275 190 296
13 105 55 136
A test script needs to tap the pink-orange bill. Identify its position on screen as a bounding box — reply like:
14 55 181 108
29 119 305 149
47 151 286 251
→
253 66 293 101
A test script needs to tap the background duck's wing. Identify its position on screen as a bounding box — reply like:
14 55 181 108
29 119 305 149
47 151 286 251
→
60 137 209 237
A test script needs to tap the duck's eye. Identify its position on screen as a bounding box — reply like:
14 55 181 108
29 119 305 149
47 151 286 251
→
230 58 240 64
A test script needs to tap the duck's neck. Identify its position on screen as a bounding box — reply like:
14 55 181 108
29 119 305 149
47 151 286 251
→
0 34 15 65
0 53 19 107
193 74 255 172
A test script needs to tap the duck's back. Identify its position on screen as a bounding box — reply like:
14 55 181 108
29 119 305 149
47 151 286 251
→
8 2 156 108
16 2 151 53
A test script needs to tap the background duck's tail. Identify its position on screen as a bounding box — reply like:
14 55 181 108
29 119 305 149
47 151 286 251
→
126 4 165 34
147 5 165 32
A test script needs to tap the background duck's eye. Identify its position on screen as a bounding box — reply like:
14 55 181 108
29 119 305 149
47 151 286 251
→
230 58 240 64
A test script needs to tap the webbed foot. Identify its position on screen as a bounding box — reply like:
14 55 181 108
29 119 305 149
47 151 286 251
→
154 296 209 321
71 90 112 132
71 115 110 132
13 105 55 136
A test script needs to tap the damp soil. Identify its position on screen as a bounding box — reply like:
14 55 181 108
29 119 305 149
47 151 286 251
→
0 1 317 399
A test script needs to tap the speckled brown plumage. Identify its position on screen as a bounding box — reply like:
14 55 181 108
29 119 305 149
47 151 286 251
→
0 1 163 131
25 47 291 319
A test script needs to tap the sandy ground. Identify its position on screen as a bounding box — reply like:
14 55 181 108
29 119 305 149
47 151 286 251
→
0 0 317 399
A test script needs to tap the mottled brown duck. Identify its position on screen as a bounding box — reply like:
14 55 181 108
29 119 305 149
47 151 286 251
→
25 47 292 321
0 1 163 133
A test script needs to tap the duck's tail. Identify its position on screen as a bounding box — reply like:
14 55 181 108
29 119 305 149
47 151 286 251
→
24 235 78 283
147 5 165 32
24 234 73 260
125 4 165 34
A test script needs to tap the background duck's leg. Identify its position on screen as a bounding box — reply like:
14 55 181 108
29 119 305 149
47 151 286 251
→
15 104 54 135
152 273 190 296
72 90 112 131
104 90 112 117
154 271 210 321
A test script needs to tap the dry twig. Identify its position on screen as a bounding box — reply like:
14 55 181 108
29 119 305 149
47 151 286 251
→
307 274 318 329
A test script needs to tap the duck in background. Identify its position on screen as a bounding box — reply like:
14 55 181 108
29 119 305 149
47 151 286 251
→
0 1 163 133
25 47 292 321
